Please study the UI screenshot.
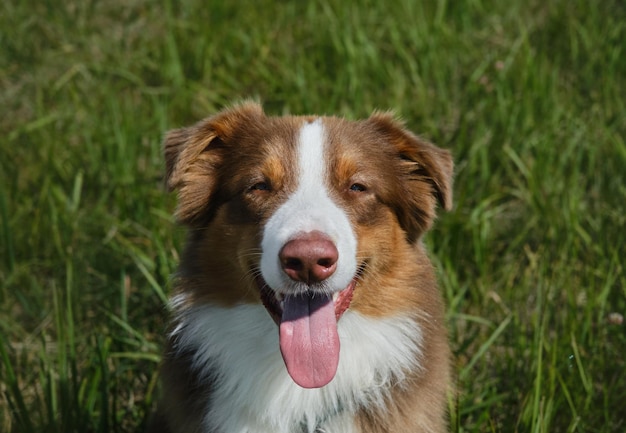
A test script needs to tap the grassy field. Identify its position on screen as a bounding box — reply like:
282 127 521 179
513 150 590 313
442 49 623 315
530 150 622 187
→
1 0 625 431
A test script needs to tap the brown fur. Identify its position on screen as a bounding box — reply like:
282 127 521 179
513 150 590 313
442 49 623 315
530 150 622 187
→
152 102 454 433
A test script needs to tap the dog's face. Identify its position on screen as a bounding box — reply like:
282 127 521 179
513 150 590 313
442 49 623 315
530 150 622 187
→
164 102 453 388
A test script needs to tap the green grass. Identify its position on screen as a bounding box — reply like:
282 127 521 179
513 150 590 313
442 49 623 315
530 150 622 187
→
1 0 624 431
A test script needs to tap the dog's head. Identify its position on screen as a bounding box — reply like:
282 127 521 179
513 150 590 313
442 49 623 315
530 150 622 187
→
165 102 453 388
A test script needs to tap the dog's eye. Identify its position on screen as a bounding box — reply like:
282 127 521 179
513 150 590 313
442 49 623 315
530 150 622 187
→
349 183 367 192
249 181 271 192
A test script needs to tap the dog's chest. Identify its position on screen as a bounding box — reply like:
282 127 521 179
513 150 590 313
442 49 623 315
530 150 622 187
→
172 303 423 433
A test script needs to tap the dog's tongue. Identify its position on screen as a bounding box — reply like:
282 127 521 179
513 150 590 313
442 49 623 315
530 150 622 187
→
279 293 340 388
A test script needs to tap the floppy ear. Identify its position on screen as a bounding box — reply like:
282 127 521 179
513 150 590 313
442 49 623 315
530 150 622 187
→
368 112 454 242
164 101 264 226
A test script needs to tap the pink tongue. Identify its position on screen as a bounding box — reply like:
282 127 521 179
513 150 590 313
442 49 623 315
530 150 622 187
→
279 293 340 388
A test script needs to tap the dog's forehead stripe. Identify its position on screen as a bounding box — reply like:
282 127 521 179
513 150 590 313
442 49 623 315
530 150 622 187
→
297 119 327 189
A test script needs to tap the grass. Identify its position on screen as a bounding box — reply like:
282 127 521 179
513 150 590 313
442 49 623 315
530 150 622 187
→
1 0 624 431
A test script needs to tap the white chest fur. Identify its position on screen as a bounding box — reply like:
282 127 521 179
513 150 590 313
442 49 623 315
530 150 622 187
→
171 302 424 433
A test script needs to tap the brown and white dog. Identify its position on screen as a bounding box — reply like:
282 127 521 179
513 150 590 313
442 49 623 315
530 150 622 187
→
151 102 453 433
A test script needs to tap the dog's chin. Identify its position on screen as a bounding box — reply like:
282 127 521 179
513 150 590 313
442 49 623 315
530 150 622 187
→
256 276 358 327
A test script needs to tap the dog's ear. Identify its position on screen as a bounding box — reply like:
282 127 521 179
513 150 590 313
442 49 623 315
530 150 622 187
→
368 112 454 242
164 102 264 226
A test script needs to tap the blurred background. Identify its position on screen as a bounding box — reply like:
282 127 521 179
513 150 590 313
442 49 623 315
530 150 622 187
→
1 0 624 431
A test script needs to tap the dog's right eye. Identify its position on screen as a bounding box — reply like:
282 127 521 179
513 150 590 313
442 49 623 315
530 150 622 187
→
249 181 271 192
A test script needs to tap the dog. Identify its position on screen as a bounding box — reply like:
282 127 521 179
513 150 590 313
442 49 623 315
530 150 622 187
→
149 102 453 433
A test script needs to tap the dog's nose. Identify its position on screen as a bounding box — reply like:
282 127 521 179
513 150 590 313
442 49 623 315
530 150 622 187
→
279 231 338 284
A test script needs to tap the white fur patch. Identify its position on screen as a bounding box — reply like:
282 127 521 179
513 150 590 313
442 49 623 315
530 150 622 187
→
171 305 423 433
259 119 357 294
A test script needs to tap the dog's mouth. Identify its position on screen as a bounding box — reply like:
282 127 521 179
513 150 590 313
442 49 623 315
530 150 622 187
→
258 279 357 326
256 269 361 389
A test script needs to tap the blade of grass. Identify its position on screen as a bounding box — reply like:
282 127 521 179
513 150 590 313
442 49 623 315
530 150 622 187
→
459 314 512 381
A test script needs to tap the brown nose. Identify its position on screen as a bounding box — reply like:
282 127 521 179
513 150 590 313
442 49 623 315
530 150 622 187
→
279 231 338 284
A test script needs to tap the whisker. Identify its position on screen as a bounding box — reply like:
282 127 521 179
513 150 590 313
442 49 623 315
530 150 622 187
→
239 248 263 260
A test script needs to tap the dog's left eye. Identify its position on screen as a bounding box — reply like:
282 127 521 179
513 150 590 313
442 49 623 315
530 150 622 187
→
349 183 367 192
